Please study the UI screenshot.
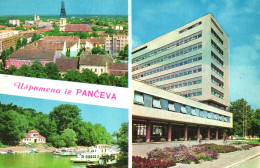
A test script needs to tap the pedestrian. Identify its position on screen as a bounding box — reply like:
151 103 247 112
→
199 134 202 144
223 135 227 144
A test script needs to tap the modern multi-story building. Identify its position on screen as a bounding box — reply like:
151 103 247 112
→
9 20 20 26
132 13 232 143
105 35 128 54
0 31 19 53
132 13 229 110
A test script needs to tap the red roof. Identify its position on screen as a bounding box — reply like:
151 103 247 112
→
25 133 46 139
65 24 92 32
29 130 39 133
38 28 51 32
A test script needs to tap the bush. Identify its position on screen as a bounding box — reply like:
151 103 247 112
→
132 156 176 168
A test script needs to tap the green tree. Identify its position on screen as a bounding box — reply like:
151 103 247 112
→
61 128 77 147
5 65 17 75
251 109 260 136
91 46 106 55
13 64 30 76
44 62 61 80
119 44 128 60
119 72 128 87
9 46 14 54
0 110 28 145
116 122 128 155
1 50 6 69
63 70 82 82
16 39 22 50
28 60 47 78
49 104 82 134
81 69 98 84
227 99 254 137
22 38 27 46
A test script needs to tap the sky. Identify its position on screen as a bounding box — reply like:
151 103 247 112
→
132 0 260 110
0 0 128 16
0 94 128 134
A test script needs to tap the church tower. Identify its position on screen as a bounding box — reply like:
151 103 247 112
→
59 0 66 31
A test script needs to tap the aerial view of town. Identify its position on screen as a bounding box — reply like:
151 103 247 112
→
0 93 128 167
0 0 128 87
0 0 129 167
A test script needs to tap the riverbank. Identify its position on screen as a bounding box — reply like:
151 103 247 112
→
0 144 56 153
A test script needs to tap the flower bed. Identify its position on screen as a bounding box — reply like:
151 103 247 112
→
132 143 256 167
132 156 176 168
194 143 238 153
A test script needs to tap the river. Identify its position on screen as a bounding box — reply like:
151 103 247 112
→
0 153 87 168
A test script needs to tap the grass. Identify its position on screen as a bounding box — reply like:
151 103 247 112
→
234 140 260 144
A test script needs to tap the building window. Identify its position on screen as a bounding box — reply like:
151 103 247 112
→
152 97 161 109
200 110 204 117
168 103 175 111
180 105 187 114
191 108 196 116
207 112 211 119
134 92 144 105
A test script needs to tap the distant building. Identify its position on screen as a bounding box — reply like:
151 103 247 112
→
23 24 36 30
59 1 92 33
65 24 92 33
25 20 35 25
83 37 105 51
21 130 46 143
55 58 78 77
42 36 80 57
6 49 58 69
105 35 128 54
59 0 67 31
108 63 128 77
96 31 108 37
22 33 34 43
9 20 20 26
79 53 113 75
0 31 19 53
38 22 53 28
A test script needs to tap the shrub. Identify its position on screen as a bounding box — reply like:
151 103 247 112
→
132 156 176 168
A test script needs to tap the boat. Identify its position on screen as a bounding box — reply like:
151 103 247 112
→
7 150 15 154
70 145 120 163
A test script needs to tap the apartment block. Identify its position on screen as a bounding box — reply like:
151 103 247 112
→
0 31 19 53
105 35 128 54
132 13 229 110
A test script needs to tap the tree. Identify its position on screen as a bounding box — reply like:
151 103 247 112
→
13 64 30 76
49 104 82 134
1 50 6 69
28 60 47 78
119 44 128 60
251 109 260 137
0 110 28 145
5 65 17 75
16 39 22 50
91 46 106 55
61 128 77 147
9 46 14 54
44 63 61 79
63 70 82 82
227 99 254 137
81 68 98 84
119 72 128 87
117 123 128 155
22 38 27 46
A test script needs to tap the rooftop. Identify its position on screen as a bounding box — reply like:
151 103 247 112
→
8 49 56 60
80 53 113 66
56 58 78 72
65 24 92 32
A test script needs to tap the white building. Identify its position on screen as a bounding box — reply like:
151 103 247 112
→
9 20 20 26
21 130 46 143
